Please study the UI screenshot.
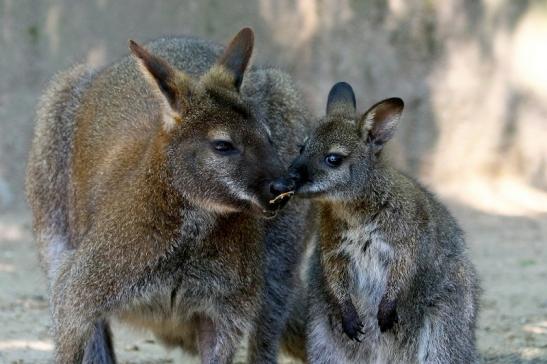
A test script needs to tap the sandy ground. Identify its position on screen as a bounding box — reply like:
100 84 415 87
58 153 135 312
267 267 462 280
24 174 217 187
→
1 194 546 363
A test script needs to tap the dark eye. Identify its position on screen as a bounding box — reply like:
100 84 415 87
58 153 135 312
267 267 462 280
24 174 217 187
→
212 140 237 155
298 144 305 154
324 153 344 168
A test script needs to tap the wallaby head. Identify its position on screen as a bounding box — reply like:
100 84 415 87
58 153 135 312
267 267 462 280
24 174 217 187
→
287 82 404 201
129 28 286 216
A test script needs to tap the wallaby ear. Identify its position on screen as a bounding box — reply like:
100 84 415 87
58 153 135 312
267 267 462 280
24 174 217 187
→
359 98 404 150
129 40 191 128
217 27 254 90
326 82 356 116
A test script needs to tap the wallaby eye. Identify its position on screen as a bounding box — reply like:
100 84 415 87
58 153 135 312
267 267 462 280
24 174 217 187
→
212 140 238 155
324 153 344 168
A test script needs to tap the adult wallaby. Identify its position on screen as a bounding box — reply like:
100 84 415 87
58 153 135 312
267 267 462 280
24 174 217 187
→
283 82 480 363
25 28 310 363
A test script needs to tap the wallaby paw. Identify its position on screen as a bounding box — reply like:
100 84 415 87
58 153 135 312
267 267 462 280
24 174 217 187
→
342 316 364 342
377 298 398 332
340 302 364 342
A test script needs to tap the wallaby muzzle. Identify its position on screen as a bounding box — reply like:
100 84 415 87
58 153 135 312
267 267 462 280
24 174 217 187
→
270 177 295 196
286 156 310 192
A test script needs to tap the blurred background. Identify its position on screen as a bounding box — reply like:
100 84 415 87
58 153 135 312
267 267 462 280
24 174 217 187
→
0 0 546 363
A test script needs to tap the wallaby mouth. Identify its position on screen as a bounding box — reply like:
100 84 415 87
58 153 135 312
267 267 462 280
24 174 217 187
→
269 190 294 205
247 191 289 219
266 190 293 212
260 198 290 219
267 177 295 211
255 201 283 219
245 176 295 218
285 176 323 199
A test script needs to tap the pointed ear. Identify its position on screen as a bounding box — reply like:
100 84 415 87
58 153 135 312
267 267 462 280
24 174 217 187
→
217 27 254 90
326 82 356 116
129 40 191 127
359 98 404 151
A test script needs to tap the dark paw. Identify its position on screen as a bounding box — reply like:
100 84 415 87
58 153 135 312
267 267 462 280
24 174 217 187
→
377 299 399 332
341 302 364 341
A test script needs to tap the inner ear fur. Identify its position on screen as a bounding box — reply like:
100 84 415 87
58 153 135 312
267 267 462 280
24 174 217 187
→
359 97 404 147
129 40 192 128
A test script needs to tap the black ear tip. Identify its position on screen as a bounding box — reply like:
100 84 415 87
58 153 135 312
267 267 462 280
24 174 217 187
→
128 39 145 58
332 81 353 91
387 97 404 111
327 82 356 113
234 27 255 49
239 27 254 39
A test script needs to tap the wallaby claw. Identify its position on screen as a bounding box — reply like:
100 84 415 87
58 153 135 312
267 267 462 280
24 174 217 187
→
340 302 364 342
343 319 364 342
377 298 399 332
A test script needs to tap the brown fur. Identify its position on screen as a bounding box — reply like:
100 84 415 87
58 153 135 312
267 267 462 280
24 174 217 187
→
26 28 311 363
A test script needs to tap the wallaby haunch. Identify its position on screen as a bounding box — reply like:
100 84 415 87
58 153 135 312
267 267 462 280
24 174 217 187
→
25 28 311 363
284 82 480 363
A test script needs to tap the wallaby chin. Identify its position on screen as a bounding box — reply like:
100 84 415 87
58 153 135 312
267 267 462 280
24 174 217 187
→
294 189 325 200
196 198 278 218
294 184 343 202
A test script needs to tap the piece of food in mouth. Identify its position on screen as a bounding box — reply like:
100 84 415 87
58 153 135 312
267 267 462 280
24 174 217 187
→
269 190 295 204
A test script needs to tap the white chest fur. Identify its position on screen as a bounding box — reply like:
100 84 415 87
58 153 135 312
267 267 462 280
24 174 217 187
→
339 223 394 311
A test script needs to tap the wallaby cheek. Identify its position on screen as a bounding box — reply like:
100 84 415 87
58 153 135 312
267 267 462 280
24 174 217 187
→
303 169 331 194
241 164 271 202
204 158 259 206
314 168 352 199
171 152 225 202
324 165 347 184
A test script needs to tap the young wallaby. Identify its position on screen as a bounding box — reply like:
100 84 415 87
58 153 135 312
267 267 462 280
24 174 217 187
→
284 82 480 363
25 28 311 363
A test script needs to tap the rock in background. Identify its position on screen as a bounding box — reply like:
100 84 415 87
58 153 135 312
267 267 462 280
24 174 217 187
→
1 0 546 212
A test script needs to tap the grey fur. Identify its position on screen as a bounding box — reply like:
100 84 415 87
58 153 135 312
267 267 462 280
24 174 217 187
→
286 84 480 364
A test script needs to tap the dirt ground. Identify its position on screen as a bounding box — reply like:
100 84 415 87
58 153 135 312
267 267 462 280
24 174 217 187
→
1 190 546 363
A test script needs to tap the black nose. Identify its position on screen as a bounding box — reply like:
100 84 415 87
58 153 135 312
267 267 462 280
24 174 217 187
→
270 177 295 196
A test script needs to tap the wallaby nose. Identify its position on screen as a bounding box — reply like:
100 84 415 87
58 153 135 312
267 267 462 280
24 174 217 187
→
270 177 295 196
288 169 302 181
288 162 308 185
